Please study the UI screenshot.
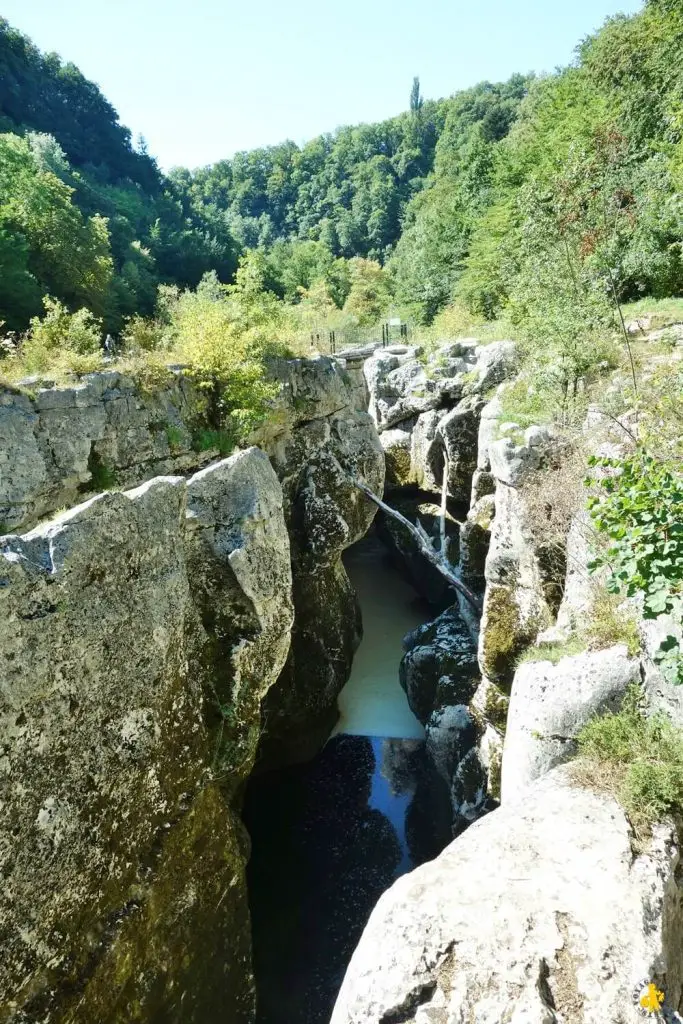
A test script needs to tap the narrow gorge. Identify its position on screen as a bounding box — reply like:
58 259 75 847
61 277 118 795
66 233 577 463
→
2 330 683 1024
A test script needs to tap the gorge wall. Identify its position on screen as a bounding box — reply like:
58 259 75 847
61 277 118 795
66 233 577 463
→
332 342 683 1024
0 356 382 1023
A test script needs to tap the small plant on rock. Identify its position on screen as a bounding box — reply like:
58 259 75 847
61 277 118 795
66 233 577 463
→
576 685 683 835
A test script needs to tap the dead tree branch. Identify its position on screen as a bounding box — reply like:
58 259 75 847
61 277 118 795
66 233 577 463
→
439 453 449 555
349 476 483 615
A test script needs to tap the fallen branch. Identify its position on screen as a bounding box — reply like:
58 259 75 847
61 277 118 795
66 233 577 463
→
439 453 449 556
349 476 483 615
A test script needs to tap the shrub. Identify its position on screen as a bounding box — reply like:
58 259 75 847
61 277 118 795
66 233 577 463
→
7 297 103 378
586 450 683 684
165 424 185 452
576 685 683 836
121 314 166 353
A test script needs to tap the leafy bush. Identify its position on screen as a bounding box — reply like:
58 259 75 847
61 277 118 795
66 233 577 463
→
576 685 683 835
1 296 104 379
121 313 166 352
587 451 683 684
28 296 101 355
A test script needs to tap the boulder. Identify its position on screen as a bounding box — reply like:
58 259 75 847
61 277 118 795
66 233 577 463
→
473 339 518 391
0 449 294 1022
501 646 641 803
332 766 682 1024
489 436 541 488
410 409 442 492
401 607 484 828
400 607 480 726
437 394 487 503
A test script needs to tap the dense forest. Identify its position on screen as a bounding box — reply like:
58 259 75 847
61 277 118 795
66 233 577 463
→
0 0 682 348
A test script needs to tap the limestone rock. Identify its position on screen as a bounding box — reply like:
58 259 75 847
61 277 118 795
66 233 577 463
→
437 394 487 503
478 480 551 688
456 492 495 639
489 436 541 488
473 338 518 391
0 450 293 1022
410 409 442 492
262 361 385 764
0 371 207 532
380 426 414 489
332 766 682 1024
502 646 641 803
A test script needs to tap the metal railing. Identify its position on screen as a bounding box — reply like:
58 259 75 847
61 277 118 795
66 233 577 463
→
308 321 410 356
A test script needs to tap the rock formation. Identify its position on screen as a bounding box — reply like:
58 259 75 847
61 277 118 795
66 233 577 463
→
332 767 682 1024
0 353 383 1021
0 449 293 1022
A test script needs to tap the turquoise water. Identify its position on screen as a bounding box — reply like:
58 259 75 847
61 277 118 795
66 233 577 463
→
333 535 429 740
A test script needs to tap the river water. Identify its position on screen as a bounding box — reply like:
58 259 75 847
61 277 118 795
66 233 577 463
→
243 535 452 1024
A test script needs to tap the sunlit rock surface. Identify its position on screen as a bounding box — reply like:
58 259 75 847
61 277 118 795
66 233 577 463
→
332 766 682 1024
0 448 293 1023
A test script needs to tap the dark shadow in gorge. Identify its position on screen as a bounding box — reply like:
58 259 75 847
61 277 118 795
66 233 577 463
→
243 734 451 1024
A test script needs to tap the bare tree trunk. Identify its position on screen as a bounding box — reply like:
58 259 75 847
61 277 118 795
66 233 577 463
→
439 453 449 556
349 477 483 615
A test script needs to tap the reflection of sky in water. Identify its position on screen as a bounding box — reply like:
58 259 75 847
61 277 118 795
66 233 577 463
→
368 737 422 877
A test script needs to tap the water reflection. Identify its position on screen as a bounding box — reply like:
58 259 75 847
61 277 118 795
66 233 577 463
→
244 734 450 1024
244 534 452 1024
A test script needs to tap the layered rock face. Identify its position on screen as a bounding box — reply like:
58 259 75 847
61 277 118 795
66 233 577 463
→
332 767 682 1024
0 371 212 533
335 372 683 1024
0 449 293 1023
364 342 523 825
365 340 516 504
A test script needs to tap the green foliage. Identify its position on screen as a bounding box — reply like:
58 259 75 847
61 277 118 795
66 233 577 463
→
496 377 559 430
0 133 114 325
342 258 393 326
86 450 118 492
164 424 185 452
191 428 236 456
577 685 683 833
587 451 683 684
121 313 166 352
390 77 529 323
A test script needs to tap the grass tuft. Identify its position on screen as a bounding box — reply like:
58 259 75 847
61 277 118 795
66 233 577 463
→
574 685 683 838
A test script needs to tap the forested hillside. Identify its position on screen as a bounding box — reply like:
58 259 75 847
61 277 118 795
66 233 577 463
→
1 0 682 358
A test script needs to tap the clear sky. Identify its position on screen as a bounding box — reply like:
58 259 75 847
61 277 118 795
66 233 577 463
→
2 0 644 171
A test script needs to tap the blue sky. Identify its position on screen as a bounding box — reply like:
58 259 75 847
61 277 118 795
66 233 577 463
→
3 0 644 171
